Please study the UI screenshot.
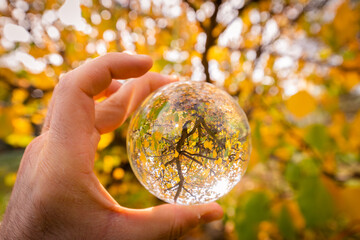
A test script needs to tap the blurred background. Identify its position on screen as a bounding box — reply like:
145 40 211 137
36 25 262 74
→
0 0 360 239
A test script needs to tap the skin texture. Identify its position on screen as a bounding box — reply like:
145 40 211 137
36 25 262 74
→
0 53 223 240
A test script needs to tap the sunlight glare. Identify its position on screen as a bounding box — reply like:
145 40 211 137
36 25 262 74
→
212 178 231 196
3 23 30 42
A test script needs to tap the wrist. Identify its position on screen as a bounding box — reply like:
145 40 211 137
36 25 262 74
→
0 195 45 240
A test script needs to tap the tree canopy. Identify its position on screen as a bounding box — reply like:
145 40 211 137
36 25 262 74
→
0 0 360 239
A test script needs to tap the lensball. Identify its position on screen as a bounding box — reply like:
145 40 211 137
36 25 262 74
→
127 81 250 205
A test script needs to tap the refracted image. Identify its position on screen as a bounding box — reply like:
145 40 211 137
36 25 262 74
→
127 81 251 205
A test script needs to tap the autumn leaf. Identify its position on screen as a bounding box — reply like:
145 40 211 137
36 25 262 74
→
97 132 114 150
213 149 217 158
174 150 179 158
203 168 210 178
204 140 213 149
140 152 146 163
112 168 125 180
153 131 162 141
143 139 150 148
333 0 360 45
285 91 316 118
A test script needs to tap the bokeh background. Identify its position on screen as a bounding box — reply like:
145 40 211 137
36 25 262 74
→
0 0 360 239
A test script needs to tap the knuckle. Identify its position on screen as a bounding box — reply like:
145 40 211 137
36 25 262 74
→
107 96 126 112
98 52 119 65
58 69 83 87
58 71 72 86
103 52 118 58
55 72 73 93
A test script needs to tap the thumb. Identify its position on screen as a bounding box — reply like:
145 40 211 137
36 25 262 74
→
112 203 223 240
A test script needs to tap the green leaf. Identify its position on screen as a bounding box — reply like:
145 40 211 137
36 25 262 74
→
151 133 158 151
277 206 296 240
343 50 356 60
0 150 23 218
224 148 229 157
285 161 302 187
151 100 169 120
298 158 320 176
297 175 334 228
137 111 147 130
305 124 330 151
235 192 271 240
0 112 13 138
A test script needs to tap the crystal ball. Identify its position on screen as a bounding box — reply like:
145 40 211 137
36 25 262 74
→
127 81 251 205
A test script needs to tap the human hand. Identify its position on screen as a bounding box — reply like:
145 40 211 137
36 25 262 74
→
0 53 223 240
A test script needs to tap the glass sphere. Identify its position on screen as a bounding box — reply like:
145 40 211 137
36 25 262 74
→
127 81 250 205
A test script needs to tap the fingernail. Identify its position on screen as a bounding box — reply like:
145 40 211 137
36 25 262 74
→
200 206 223 223
201 212 223 222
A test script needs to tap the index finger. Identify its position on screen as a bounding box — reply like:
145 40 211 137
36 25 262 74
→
48 52 152 143
65 52 152 97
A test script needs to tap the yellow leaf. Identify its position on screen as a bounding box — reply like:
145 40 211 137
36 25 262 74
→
5 134 33 147
333 0 360 45
11 89 28 104
97 132 114 150
103 155 114 173
192 131 198 140
140 152 146 163
273 147 291 161
212 149 217 158
129 141 134 155
12 117 33 135
349 111 360 151
286 200 306 230
207 46 230 62
204 140 213 149
112 168 125 180
225 140 232 150
215 158 222 165
29 73 56 90
31 113 44 125
153 131 162 141
4 172 17 187
203 168 210 178
323 153 336 173
323 176 360 221
143 139 149 148
28 46 49 58
174 150 179 158
319 48 332 60
344 71 360 90
0 108 13 138
286 91 316 118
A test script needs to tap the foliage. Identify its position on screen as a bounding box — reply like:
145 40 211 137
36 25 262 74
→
1 0 360 239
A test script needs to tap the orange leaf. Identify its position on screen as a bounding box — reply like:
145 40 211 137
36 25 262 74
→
286 91 316 118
